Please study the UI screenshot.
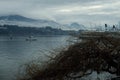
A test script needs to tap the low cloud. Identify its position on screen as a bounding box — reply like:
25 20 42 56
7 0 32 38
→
0 0 119 26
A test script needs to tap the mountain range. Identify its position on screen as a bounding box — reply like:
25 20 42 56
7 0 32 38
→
0 15 86 30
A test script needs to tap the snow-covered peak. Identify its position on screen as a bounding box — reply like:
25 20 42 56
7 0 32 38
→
0 15 62 29
0 15 37 22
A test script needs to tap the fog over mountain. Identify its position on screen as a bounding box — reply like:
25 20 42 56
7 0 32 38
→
0 15 86 30
0 15 61 28
70 22 86 30
0 0 119 28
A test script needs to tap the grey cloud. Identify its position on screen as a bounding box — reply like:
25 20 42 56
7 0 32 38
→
0 0 119 26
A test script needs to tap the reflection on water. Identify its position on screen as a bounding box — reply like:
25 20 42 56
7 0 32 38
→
0 35 71 80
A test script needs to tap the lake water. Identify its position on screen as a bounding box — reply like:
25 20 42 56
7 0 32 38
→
0 35 71 80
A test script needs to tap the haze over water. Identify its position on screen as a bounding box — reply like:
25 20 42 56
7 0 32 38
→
0 35 71 80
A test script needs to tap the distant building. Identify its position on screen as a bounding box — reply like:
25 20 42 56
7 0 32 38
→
112 25 116 31
105 24 108 31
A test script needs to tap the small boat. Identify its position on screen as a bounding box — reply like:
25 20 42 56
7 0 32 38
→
26 36 37 41
10 36 13 40
9 35 13 40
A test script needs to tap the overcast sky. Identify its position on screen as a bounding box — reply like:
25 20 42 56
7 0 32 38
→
0 0 120 26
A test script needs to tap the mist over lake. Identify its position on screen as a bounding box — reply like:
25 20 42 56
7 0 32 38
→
0 35 71 80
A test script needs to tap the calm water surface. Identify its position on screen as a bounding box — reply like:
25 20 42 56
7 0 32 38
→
0 35 71 80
